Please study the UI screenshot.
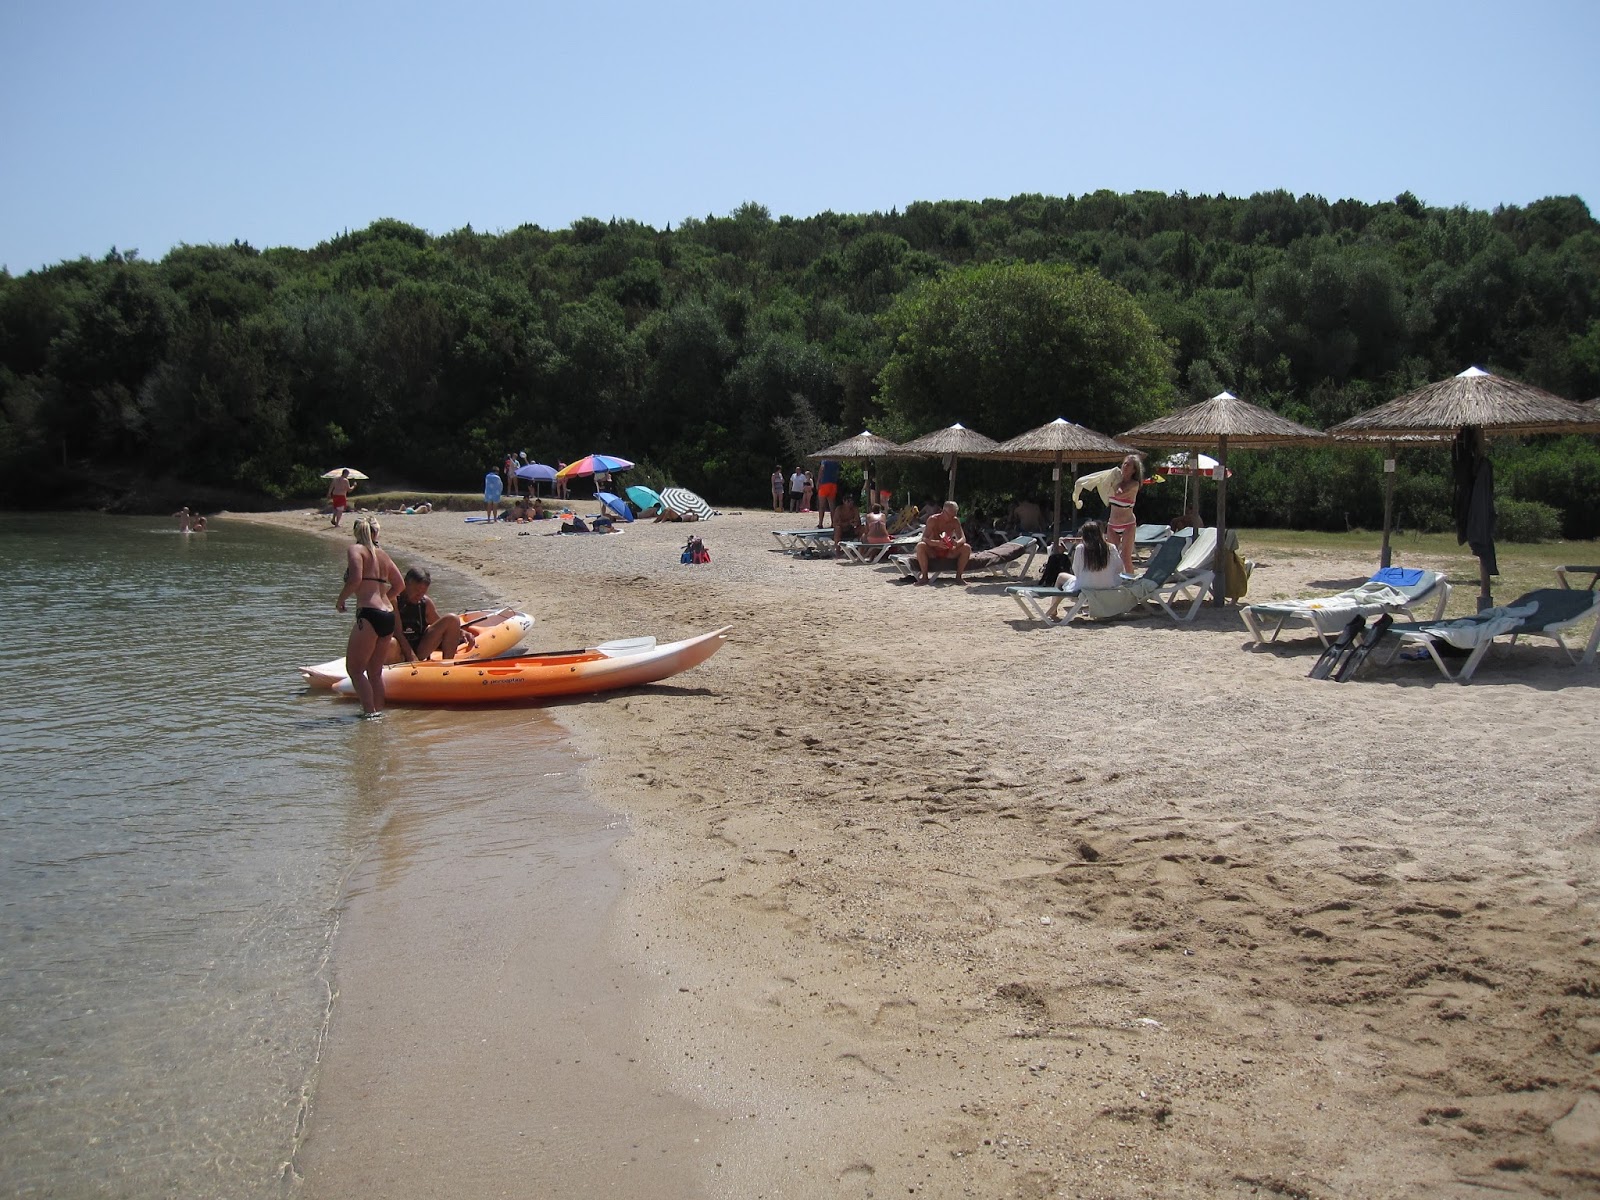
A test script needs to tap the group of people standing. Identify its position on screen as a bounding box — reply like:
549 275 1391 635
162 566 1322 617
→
335 517 474 719
772 465 815 514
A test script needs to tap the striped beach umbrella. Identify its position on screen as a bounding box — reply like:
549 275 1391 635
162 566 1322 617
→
660 487 714 521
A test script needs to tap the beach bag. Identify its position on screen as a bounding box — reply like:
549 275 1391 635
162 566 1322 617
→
1224 549 1249 600
682 536 710 564
1039 550 1072 587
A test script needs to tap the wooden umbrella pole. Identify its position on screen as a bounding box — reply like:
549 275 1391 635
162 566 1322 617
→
1211 436 1229 608
1380 441 1395 569
1051 452 1063 542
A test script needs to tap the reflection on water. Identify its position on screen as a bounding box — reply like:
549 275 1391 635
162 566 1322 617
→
0 515 587 1199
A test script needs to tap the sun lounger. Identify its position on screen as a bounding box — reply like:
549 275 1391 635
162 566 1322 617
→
1130 523 1193 561
1004 535 1189 624
892 535 1039 582
1241 567 1452 647
770 528 834 556
838 533 917 564
1369 587 1600 682
1556 565 1600 591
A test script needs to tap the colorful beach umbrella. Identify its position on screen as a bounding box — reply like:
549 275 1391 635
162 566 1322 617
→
556 454 635 478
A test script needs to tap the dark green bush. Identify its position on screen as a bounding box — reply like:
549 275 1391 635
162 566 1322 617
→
1494 498 1562 542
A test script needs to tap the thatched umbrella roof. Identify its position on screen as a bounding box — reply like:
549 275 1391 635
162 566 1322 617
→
1121 392 1325 608
891 423 1001 503
1120 391 1326 448
894 422 1001 457
1327 367 1600 439
808 430 904 460
981 417 1133 462
1329 368 1600 577
978 418 1133 538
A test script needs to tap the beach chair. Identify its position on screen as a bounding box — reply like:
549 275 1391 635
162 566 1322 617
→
885 505 921 536
1368 588 1600 682
1134 528 1236 621
1241 567 1452 648
1004 535 1188 624
1556 565 1600 591
770 528 834 557
891 535 1039 582
838 533 917 564
1130 523 1193 562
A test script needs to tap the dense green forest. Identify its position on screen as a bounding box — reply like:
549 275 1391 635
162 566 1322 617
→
2 189 1597 535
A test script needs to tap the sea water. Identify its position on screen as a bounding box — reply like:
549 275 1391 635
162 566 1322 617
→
0 514 587 1198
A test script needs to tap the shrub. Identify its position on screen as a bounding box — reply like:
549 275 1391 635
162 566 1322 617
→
1495 498 1561 543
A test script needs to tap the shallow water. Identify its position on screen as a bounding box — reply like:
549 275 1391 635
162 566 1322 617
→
0 514 585 1198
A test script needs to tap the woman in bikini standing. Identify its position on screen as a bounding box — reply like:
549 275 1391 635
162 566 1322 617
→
1105 454 1143 580
335 517 406 719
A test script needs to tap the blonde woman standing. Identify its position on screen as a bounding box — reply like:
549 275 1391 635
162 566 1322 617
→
1105 455 1143 579
335 517 405 719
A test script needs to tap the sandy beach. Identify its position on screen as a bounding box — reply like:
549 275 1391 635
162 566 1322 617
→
258 505 1600 1199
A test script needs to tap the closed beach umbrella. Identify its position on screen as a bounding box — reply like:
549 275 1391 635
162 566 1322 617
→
892 423 1000 504
1123 391 1325 607
1329 366 1600 604
626 485 663 512
979 417 1133 539
659 486 714 522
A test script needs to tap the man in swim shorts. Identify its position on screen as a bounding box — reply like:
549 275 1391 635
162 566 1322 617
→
393 567 473 662
915 501 971 583
327 470 354 527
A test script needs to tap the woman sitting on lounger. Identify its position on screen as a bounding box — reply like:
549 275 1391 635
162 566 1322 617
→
862 504 890 545
1067 520 1126 589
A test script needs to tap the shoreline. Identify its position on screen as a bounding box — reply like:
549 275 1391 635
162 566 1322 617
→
241 505 1600 1198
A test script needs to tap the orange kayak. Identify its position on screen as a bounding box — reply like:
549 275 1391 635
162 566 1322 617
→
331 627 730 705
299 608 535 689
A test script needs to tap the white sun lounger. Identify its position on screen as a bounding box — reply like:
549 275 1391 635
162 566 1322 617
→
1241 568 1452 648
770 528 834 556
1004 535 1190 625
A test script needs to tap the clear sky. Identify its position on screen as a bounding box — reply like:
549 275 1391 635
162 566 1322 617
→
2 0 1596 273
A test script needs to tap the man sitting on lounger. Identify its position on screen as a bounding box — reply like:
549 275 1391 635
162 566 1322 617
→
831 495 862 557
915 501 971 584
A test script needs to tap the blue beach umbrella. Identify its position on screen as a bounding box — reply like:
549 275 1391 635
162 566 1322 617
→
595 491 635 522
515 462 558 482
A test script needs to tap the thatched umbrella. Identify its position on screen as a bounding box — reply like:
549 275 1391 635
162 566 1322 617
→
892 422 1001 504
807 430 905 507
1328 366 1600 439
1122 391 1325 608
1329 366 1600 604
977 417 1134 540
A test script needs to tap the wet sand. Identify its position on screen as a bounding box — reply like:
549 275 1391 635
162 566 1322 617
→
255 506 1600 1199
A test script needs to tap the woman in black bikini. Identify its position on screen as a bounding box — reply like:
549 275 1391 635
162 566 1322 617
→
335 517 406 719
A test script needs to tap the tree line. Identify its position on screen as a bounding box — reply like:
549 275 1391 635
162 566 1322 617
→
1 189 1596 535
